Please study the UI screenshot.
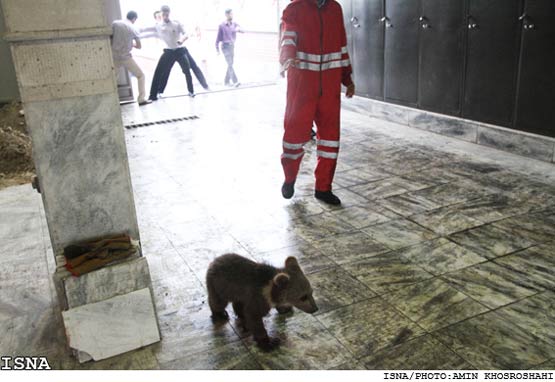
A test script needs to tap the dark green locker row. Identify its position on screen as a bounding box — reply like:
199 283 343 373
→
339 0 555 138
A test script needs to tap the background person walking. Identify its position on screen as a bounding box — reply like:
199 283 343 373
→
111 11 151 106
215 9 244 87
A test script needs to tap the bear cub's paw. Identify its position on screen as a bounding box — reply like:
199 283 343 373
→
210 310 229 322
257 337 281 352
276 305 293 315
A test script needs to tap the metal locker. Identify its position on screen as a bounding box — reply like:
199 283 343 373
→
515 0 555 137
462 0 522 127
349 0 385 99
418 0 465 115
384 0 420 106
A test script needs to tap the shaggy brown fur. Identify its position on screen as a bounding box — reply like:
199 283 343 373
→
206 253 318 351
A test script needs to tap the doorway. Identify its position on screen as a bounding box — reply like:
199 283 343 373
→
115 0 284 99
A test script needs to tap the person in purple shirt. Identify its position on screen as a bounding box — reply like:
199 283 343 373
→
215 9 244 87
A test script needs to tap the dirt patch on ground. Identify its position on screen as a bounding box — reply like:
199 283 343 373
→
0 102 35 190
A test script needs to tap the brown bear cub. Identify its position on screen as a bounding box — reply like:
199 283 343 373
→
206 253 318 351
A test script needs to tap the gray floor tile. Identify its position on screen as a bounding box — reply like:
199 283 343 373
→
243 313 352 369
494 245 555 291
317 298 426 358
434 311 552 369
344 252 435 294
309 267 374 314
411 205 485 235
160 341 260 370
69 347 160 370
449 224 535 259
153 304 241 364
292 212 356 243
397 238 488 276
442 262 543 309
362 218 437 250
256 241 336 275
331 204 399 229
382 277 489 332
350 177 416 200
361 334 472 370
311 231 390 265
492 213 555 245
495 292 555 353
378 193 442 217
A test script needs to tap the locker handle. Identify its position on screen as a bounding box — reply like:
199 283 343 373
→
350 16 361 28
380 16 393 28
519 13 535 30
467 16 478 30
419 16 430 29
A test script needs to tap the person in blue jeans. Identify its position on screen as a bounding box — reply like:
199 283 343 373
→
216 9 244 87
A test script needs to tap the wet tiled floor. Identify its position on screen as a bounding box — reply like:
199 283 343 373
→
1 84 555 369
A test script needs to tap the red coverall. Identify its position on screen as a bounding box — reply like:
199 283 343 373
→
280 0 353 192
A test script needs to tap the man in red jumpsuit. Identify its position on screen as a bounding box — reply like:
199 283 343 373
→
280 0 355 205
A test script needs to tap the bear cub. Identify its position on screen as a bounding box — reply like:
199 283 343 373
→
206 253 318 351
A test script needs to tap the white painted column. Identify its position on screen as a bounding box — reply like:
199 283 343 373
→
1 0 160 362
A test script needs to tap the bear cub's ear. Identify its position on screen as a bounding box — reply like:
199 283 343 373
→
285 256 299 270
273 273 290 289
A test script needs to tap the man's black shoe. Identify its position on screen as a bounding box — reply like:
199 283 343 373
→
148 96 158 102
281 182 295 199
315 190 341 205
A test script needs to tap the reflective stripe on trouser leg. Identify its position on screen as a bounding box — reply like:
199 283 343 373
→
314 87 341 192
282 75 319 185
281 148 304 184
315 147 339 192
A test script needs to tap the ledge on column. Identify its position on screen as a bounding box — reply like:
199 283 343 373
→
2 27 112 43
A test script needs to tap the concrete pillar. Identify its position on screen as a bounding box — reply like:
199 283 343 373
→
1 0 160 362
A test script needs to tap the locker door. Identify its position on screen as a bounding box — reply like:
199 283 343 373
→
515 0 555 137
384 0 420 105
463 0 521 126
350 0 385 99
418 0 465 115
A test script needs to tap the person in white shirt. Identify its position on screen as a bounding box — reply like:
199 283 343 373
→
142 5 207 100
111 11 151 106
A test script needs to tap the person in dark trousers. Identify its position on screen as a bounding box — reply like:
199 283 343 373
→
215 9 244 87
158 48 209 95
142 5 204 99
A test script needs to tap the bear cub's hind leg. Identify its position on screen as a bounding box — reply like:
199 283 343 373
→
208 289 229 321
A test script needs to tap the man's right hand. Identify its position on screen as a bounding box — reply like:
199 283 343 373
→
284 59 301 71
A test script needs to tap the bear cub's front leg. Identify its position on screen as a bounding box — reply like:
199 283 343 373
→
247 314 281 352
